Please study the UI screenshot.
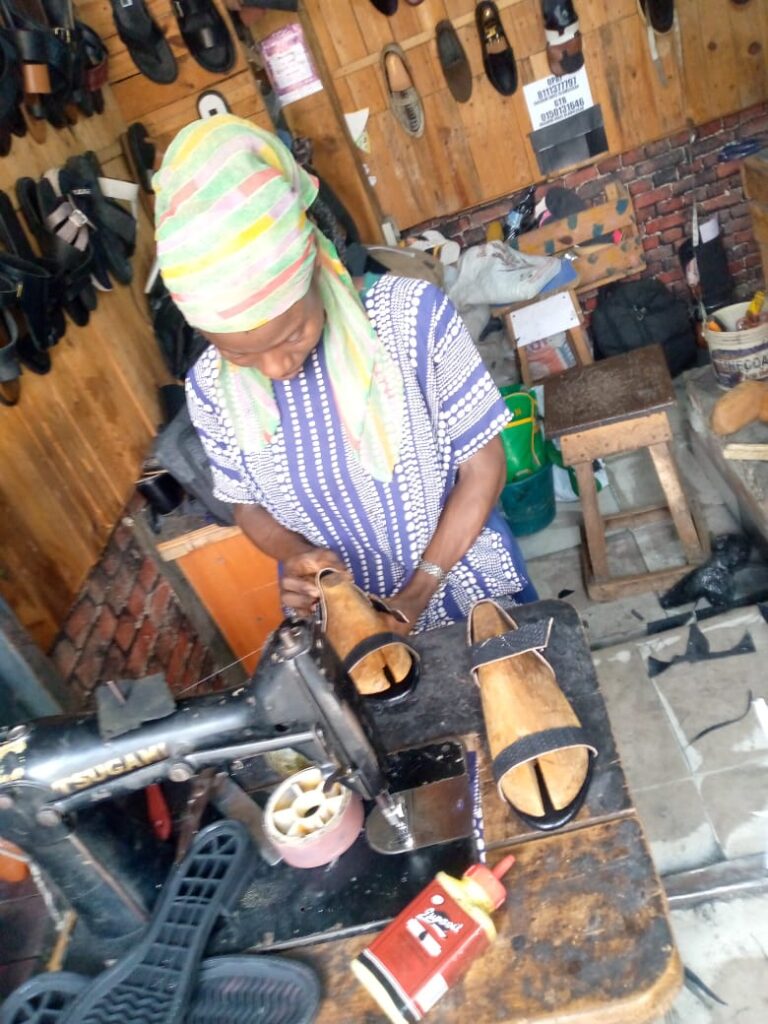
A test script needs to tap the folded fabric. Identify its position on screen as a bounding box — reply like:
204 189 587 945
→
447 242 561 309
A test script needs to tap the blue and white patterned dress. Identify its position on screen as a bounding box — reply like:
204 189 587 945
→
186 275 531 632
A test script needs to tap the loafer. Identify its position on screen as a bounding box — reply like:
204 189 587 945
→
476 0 517 96
637 0 675 33
436 20 472 103
381 43 425 138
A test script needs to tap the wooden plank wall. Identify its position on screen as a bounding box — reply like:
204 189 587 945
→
292 0 768 229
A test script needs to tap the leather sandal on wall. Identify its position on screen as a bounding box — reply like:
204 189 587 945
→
381 43 424 138
317 568 420 702
468 599 596 831
109 0 177 84
476 0 517 96
172 0 235 75
542 0 583 76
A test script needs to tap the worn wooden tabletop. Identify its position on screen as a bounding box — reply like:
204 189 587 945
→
280 600 682 1024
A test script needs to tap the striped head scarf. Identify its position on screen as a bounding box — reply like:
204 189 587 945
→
154 115 403 482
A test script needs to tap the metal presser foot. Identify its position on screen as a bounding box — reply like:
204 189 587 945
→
365 746 474 856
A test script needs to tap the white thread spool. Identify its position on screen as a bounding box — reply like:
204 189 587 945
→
263 767 363 869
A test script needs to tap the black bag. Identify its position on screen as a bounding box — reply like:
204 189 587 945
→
591 278 698 378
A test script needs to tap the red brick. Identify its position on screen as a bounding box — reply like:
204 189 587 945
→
470 202 508 226
622 147 645 165
644 139 670 158
86 569 109 606
75 647 105 692
644 212 686 235
745 252 764 269
643 236 661 251
93 605 118 645
136 557 158 593
738 102 767 124
730 228 758 245
166 635 192 689
660 227 684 244
716 160 742 180
668 129 694 147
563 165 599 189
460 227 485 247
101 544 122 578
657 268 685 286
697 117 724 138
115 612 138 653
126 582 147 620
101 648 126 683
181 642 206 689
154 627 177 666
634 186 673 211
596 156 621 174
635 147 685 179
627 178 652 196
106 563 136 614
126 620 158 677
656 196 686 216
64 598 96 651
147 579 173 626
51 637 78 680
701 192 742 213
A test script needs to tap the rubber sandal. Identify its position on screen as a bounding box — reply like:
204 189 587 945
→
56 821 253 1024
0 31 27 156
436 20 472 104
317 567 420 702
476 0 517 96
0 189 66 343
109 0 177 84
172 0 235 75
542 0 583 76
468 599 596 831
16 176 96 325
381 43 424 138
1 956 321 1024
0 0 75 127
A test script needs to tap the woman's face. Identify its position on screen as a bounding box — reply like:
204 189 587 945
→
203 280 325 380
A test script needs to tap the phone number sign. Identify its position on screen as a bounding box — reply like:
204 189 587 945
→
523 67 594 131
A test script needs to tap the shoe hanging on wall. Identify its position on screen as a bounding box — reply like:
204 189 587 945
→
436 20 472 103
542 0 583 76
369 0 398 14
381 43 424 137
476 1 517 96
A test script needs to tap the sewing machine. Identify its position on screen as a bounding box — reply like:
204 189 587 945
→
0 619 474 953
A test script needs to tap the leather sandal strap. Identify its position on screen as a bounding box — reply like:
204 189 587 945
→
492 726 593 786
470 619 553 670
343 632 419 675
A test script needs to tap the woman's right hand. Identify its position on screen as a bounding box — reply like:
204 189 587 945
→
281 547 347 615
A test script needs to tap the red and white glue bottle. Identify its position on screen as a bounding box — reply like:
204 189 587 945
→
351 855 515 1024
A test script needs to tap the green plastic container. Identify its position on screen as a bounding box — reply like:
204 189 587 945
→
500 462 556 536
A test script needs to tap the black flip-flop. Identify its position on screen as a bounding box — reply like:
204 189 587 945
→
1 956 321 1024
109 0 177 84
172 0 235 75
476 0 517 96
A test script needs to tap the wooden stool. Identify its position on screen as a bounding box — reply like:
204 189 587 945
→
496 286 593 386
543 345 709 601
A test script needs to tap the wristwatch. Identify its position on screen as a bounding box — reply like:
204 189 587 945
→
416 559 449 587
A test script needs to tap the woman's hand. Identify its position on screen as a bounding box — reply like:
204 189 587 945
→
281 547 347 615
381 576 439 636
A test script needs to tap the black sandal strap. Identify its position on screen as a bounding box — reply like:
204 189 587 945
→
343 632 419 674
470 619 553 670
492 726 592 786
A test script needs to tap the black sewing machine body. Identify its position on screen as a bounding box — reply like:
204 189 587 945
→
0 620 473 953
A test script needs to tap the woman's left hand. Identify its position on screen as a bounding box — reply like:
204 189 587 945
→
382 581 436 636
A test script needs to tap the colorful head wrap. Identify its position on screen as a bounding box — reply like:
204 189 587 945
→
154 115 402 482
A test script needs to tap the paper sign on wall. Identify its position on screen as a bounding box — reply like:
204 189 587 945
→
523 67 594 132
261 24 323 107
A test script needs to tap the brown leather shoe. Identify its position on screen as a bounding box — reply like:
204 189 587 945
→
381 43 424 137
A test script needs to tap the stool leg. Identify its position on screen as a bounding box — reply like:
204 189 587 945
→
501 311 532 387
566 324 593 368
574 461 610 579
648 441 704 561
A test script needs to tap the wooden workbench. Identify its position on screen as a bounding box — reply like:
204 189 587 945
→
259 599 682 1023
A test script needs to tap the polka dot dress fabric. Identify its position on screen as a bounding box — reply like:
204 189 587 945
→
186 276 530 631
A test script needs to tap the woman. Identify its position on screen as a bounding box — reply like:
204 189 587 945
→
154 115 536 634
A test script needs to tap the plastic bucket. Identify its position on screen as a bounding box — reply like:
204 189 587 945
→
703 302 768 389
499 462 555 536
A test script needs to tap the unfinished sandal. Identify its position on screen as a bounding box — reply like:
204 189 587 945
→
1 955 320 1024
468 599 596 830
317 567 419 702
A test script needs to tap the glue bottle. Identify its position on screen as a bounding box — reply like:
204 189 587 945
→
351 855 515 1024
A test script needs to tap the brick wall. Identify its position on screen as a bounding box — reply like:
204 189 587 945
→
49 496 221 705
412 101 768 311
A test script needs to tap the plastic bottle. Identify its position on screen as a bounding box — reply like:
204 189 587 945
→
351 855 515 1024
504 186 537 241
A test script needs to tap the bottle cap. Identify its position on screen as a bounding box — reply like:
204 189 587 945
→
464 855 514 910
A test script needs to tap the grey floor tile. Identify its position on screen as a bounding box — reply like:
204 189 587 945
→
651 894 768 1024
633 520 689 573
631 778 720 875
651 655 767 775
592 645 691 790
605 450 664 511
696 757 768 859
